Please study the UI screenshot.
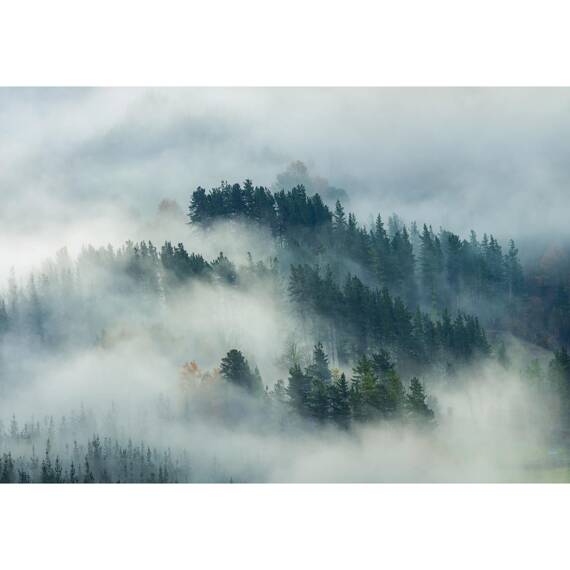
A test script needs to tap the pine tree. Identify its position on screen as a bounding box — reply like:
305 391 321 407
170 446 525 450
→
220 349 261 394
371 349 394 379
548 347 570 413
252 367 264 394
306 378 330 423
504 240 523 300
385 369 405 418
69 461 78 483
352 356 385 420
0 299 9 337
188 186 209 223
211 252 237 284
333 200 347 231
0 453 15 483
330 373 351 429
83 457 95 483
405 377 434 425
372 214 392 287
41 440 55 483
349 376 365 422
306 342 331 383
287 363 311 416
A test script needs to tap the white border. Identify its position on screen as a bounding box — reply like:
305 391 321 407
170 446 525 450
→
0 0 569 85
0 484 568 569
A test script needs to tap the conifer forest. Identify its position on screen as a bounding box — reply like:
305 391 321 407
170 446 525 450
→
1 88 569 482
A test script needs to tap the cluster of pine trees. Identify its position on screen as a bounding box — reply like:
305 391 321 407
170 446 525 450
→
283 343 434 428
0 236 487 380
0 438 179 484
188 181 525 326
0 413 192 483
288 264 490 373
219 344 435 430
0 242 277 349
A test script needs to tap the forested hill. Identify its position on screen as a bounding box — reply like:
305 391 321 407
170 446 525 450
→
189 180 569 351
1 179 570 483
0 179 566 375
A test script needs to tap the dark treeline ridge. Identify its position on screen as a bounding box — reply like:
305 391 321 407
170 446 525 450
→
189 180 569 349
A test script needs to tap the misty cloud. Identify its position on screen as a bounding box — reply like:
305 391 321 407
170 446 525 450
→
2 88 570 255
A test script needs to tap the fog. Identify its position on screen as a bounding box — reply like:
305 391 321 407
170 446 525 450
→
0 88 567 482
3 88 570 259
0 224 560 482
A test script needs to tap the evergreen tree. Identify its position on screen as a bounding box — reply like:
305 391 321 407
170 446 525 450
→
306 378 330 423
0 453 15 483
0 299 9 337
385 369 405 418
405 377 435 425
333 200 347 231
330 372 351 429
548 347 570 407
211 252 237 284
306 342 331 383
349 375 365 423
188 186 208 223
220 349 261 394
352 356 386 420
504 240 524 300
287 363 311 416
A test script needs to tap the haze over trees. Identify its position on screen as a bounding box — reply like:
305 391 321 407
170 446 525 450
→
0 178 568 482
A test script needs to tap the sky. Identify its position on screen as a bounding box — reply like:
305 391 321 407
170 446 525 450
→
1 87 569 275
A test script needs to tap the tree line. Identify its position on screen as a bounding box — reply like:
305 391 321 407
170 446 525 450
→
219 344 435 430
288 263 490 374
188 180 525 326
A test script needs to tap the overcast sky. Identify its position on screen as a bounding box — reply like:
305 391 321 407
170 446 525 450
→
1 87 569 273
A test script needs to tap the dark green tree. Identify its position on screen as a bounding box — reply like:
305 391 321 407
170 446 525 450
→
405 377 435 424
286 363 311 415
220 349 262 394
306 378 330 422
330 373 351 429
306 342 331 384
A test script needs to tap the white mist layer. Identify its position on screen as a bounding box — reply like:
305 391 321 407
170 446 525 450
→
0 148 562 481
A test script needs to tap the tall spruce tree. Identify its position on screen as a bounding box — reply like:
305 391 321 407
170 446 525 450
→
330 372 351 429
287 363 311 416
405 377 434 424
306 379 330 423
306 342 331 383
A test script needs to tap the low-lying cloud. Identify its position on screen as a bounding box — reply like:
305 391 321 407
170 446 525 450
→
2 88 570 261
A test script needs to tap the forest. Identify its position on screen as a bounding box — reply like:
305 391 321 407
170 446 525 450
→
0 180 569 482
